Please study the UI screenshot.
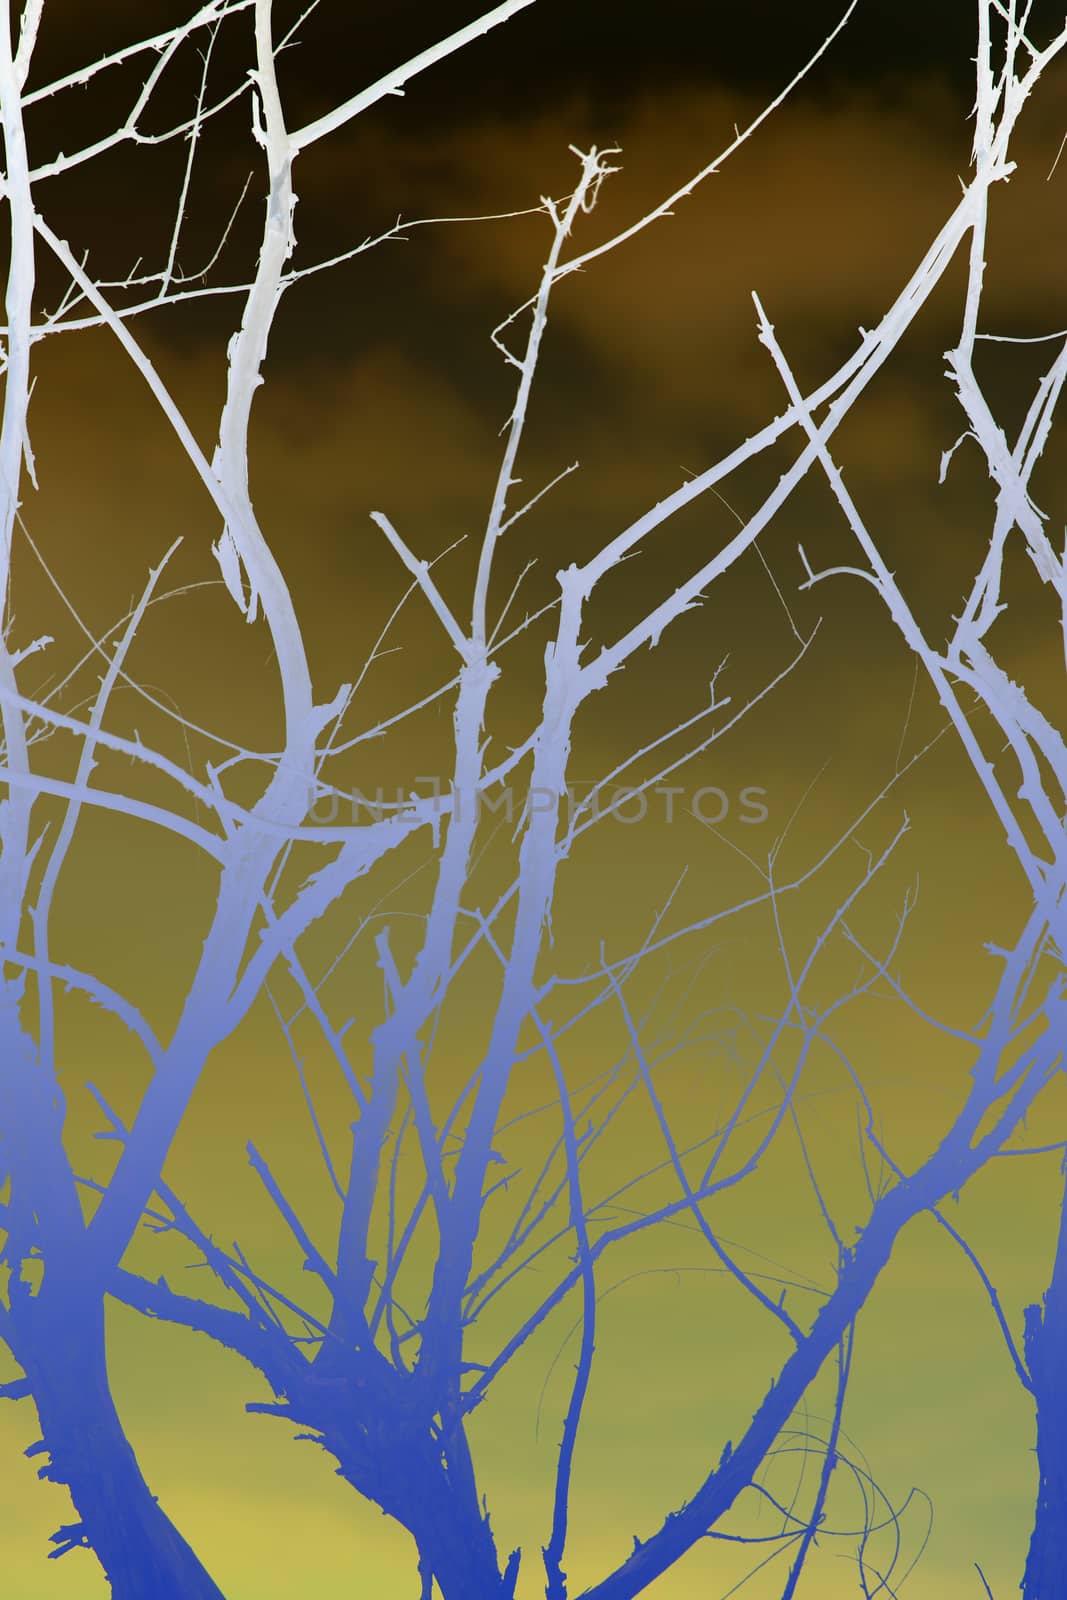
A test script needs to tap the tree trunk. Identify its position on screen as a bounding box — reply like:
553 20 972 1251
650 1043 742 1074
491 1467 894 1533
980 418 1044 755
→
1022 1164 1067 1600
410 1489 520 1600
16 1291 227 1599
322 1404 520 1600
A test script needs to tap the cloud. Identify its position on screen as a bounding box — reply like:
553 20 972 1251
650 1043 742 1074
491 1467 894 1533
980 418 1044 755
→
291 67 1067 434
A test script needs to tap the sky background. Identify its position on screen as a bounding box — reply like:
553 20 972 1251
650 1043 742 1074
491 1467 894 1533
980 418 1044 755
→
2 1 1067 1596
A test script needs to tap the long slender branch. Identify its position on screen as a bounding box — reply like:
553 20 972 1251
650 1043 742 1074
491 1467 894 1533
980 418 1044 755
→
288 0 539 154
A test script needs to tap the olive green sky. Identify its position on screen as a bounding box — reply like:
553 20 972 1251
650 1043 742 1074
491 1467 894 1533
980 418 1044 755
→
2 2 1067 1597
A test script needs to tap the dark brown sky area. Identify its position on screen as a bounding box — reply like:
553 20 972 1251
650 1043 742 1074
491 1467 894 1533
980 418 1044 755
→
5 0 1060 1054
15 1 1064 703
2 1 1060 952
31 1 984 116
